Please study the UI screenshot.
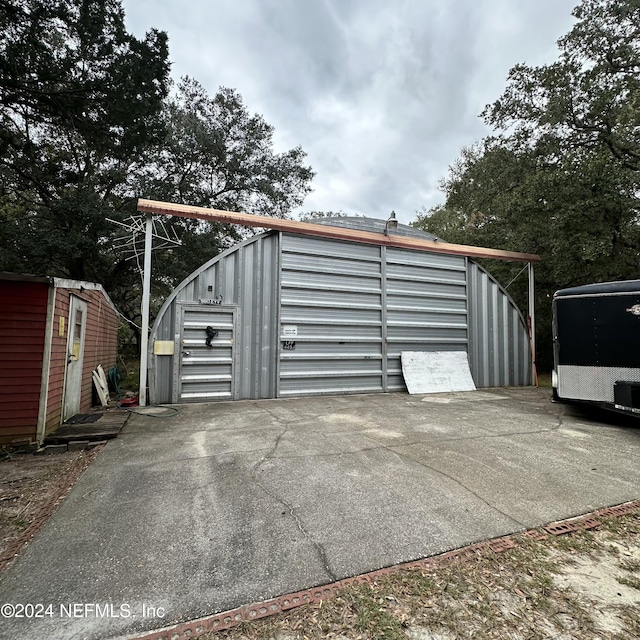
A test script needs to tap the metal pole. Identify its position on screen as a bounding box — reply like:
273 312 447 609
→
528 261 537 386
139 213 153 406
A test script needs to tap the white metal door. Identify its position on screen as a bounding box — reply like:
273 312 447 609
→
175 305 237 402
63 296 88 420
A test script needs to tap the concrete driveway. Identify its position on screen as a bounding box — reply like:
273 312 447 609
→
1 388 639 640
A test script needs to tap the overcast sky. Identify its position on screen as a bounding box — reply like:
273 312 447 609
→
122 0 578 224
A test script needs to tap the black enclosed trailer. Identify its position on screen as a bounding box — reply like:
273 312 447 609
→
552 280 640 415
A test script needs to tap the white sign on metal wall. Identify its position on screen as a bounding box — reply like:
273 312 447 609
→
281 325 298 337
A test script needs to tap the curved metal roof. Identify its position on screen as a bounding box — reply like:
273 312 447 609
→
311 216 440 241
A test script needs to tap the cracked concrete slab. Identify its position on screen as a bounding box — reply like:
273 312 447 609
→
1 388 639 640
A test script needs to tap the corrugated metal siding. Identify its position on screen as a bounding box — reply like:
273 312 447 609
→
151 231 532 403
313 216 439 240
280 237 529 395
279 235 384 396
0 281 48 444
176 305 235 401
150 233 279 404
385 248 468 390
467 261 531 387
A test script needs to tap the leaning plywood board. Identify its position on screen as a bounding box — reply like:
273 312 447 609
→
92 367 109 406
401 351 476 394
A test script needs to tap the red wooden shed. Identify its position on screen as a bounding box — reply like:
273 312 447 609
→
0 274 120 446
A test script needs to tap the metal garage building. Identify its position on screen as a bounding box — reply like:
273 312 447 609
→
147 210 535 404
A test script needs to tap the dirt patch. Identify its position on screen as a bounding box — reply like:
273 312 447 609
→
0 448 102 570
207 514 640 640
548 527 640 636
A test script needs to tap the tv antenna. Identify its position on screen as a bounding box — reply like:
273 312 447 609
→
106 214 183 407
106 215 182 277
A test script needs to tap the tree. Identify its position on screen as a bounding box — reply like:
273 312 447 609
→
0 4 316 352
414 0 640 370
483 0 640 172
125 77 315 315
137 77 314 217
0 0 171 280
299 211 354 221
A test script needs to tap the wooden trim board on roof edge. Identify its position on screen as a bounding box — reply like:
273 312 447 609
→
137 198 541 263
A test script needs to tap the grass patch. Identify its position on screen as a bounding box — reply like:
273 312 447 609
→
0 444 38 461
616 573 640 591
208 514 640 640
10 517 29 530
111 358 140 394
617 604 640 636
618 557 640 574
537 372 552 388
346 587 408 639
545 529 603 557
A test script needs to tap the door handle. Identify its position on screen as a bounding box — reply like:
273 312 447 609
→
205 326 218 347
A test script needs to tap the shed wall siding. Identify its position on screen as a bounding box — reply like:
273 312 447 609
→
80 289 119 412
0 281 48 444
45 290 70 432
279 234 384 396
467 262 531 387
278 235 471 396
150 233 279 404
385 247 468 390
44 288 119 435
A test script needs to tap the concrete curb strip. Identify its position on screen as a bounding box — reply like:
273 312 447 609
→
126 499 640 640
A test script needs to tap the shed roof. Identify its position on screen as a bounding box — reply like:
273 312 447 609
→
0 272 51 284
0 272 119 314
137 199 540 263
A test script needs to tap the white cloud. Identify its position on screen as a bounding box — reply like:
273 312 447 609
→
122 0 578 223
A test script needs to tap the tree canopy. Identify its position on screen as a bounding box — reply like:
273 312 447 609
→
0 0 315 346
483 0 640 171
137 77 314 217
415 0 640 370
0 0 171 286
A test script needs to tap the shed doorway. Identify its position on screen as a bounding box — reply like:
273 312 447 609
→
175 304 237 402
63 295 88 421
